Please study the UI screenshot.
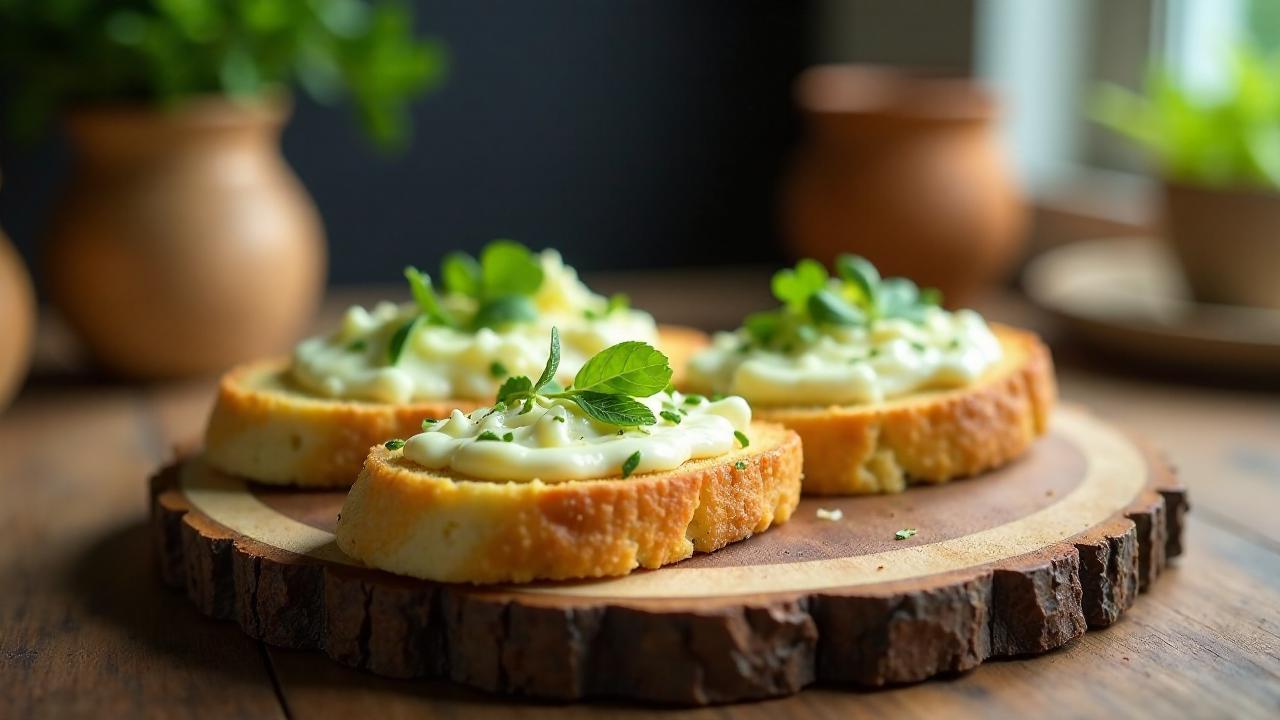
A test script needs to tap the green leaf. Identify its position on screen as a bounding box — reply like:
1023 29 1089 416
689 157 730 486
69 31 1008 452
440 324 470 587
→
572 341 672 397
386 315 421 365
743 311 782 346
476 430 501 442
734 460 748 470
403 266 452 325
570 391 657 427
607 293 630 314
480 240 543 298
421 418 438 430
489 360 508 378
346 339 368 352
441 251 481 297
496 376 533 404
659 410 682 424
502 432 514 442
533 327 561 392
621 450 642 479
772 259 828 311
836 254 880 307
807 288 865 326
734 430 750 448
384 438 405 450
472 294 537 329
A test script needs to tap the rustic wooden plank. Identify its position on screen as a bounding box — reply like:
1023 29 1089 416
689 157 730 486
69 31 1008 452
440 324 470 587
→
0 387 285 719
262 514 1276 719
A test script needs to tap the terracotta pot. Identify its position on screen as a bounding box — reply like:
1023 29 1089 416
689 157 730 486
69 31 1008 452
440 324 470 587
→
0 221 36 410
1163 181 1280 309
46 96 326 379
781 65 1025 305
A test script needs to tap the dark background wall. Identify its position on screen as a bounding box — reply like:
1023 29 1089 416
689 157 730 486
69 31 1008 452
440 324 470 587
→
0 1 811 295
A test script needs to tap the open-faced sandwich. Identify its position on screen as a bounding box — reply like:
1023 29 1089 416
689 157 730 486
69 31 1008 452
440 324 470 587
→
684 255 1055 495
205 241 708 486
336 329 802 583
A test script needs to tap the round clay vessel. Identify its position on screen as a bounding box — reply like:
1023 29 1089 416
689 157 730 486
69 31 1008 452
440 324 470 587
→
781 65 1025 305
1163 181 1280 309
0 220 36 410
46 96 326 379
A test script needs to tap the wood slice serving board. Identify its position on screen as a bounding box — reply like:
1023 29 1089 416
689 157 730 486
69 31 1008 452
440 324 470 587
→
150 407 1186 705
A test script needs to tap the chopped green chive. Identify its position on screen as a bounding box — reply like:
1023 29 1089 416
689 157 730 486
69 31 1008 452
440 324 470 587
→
346 339 368 352
490 360 508 378
683 395 705 405
734 430 750 448
552 415 566 423
384 439 405 450
734 460 748 470
421 418 438 430
476 431 501 442
660 410 682 424
502 432 514 442
894 528 918 541
621 451 641 478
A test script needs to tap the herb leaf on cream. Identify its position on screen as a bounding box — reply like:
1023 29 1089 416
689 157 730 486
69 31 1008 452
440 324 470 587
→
491 327 670 429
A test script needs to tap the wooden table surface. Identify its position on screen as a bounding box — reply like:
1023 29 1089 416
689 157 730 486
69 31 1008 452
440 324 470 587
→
3 273 1278 719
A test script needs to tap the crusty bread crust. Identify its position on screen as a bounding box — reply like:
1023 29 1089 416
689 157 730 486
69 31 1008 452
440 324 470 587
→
204 325 709 487
752 324 1056 495
335 421 802 583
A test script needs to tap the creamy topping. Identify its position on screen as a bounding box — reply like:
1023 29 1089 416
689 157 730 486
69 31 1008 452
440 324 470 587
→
687 307 1002 406
291 251 658 403
400 391 751 482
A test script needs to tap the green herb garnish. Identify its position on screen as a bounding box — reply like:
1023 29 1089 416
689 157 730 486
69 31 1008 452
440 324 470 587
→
894 528 918 541
502 432 514 442
387 315 422 365
743 255 944 352
660 410 682 424
495 328 671 428
476 431 501 442
490 361 509 378
734 460 748 470
384 438 406 450
683 394 705 405
421 418 438 430
347 339 368 352
621 451 642 478
734 430 750 448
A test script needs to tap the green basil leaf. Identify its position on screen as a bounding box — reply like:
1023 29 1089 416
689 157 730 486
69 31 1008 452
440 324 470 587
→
771 259 828 311
836 254 880 307
472 294 537 329
496 375 533 404
570 391 656 427
533 327 561 392
403 266 453 325
572 341 672 397
621 450 642 478
441 251 481 298
480 239 543 299
807 288 865 326
386 315 422 365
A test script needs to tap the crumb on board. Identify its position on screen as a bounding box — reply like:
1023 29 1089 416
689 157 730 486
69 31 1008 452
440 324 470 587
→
816 507 843 521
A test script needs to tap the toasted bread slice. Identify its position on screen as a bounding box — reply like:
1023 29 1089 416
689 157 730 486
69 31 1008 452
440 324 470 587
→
335 421 802 583
204 325 709 487
750 324 1055 495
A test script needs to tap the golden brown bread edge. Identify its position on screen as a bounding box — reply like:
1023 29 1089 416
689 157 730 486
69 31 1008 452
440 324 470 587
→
335 421 802 583
204 324 710 487
749 324 1057 495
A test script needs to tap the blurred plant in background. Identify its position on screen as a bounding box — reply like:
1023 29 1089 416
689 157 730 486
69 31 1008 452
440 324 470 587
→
0 0 447 149
1092 45 1280 190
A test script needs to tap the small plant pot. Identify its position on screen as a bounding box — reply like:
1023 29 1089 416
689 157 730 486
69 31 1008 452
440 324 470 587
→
45 95 326 379
1163 181 1280 309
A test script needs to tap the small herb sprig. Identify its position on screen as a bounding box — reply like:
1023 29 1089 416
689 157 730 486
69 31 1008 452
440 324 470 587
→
495 327 673 428
743 255 942 353
389 240 545 364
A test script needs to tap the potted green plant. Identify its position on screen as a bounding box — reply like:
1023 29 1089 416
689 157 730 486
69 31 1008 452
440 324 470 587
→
1093 46 1280 310
0 1 446 378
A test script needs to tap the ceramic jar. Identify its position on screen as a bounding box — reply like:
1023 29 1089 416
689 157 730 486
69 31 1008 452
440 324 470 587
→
46 96 326 378
782 65 1025 305
1163 182 1280 309
0 221 35 410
